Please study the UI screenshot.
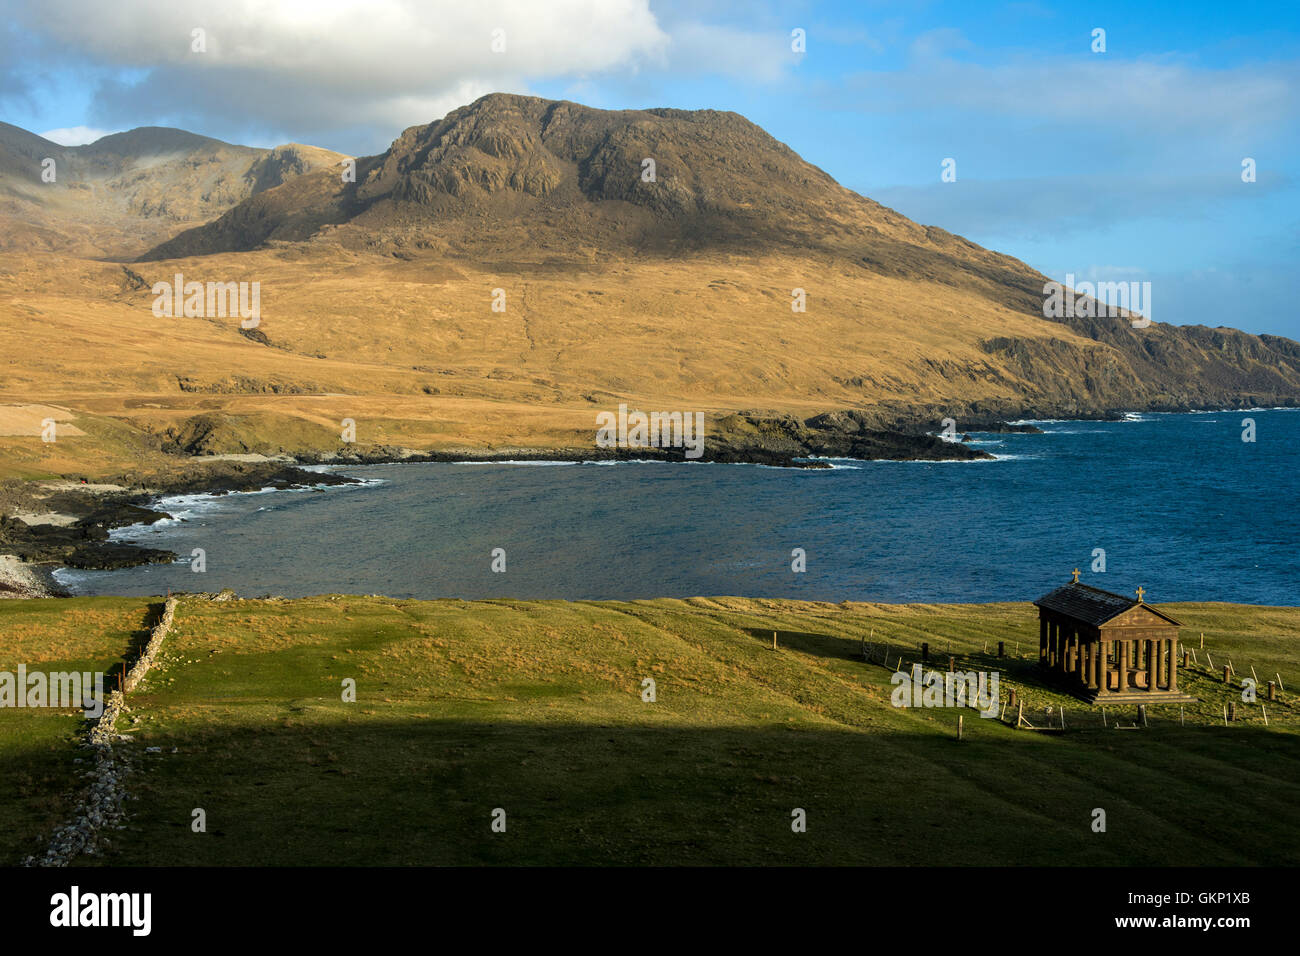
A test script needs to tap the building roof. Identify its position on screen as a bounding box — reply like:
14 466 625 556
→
1034 581 1182 627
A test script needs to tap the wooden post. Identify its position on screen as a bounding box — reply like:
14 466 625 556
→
1262 706 1269 727
921 641 929 661
1017 699 1024 727
1182 649 1189 668
1008 688 1017 709
1200 632 1204 649
1060 708 1066 730
1179 706 1184 727
1268 681 1277 701
948 656 955 673
1227 701 1236 723
1138 704 1147 727
998 641 1005 658
773 631 777 650
1223 664 1231 684
1277 673 1286 692
957 715 963 740
1251 665 1259 684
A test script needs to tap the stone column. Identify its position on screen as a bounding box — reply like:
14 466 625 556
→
1099 639 1110 692
1169 635 1178 692
1040 617 1047 663
1146 639 1156 692
1155 639 1165 690
1120 639 1130 689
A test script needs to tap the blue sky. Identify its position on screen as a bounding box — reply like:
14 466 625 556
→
3 0 1298 337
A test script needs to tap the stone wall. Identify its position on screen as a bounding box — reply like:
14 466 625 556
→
23 595 179 866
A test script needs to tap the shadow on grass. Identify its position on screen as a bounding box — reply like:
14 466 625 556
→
64 716 1300 868
115 601 166 692
744 627 864 661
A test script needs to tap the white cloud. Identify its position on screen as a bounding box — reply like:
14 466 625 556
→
661 21 800 82
11 0 671 151
39 125 116 145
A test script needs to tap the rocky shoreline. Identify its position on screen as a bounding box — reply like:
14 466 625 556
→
1 401 1281 598
0 462 359 598
0 413 1000 595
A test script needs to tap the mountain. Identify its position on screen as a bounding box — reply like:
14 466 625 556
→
0 122 349 257
1 94 1297 477
139 94 1300 414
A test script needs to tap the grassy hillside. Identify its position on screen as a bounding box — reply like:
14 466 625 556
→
3 595 1297 866
3 95 1298 481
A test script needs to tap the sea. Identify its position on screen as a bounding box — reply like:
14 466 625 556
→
55 409 1299 605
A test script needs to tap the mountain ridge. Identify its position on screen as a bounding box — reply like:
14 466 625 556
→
0 93 1297 479
0 122 350 257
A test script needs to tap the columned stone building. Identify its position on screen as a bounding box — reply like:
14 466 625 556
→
1033 573 1195 703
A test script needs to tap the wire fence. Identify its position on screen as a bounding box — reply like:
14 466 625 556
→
856 637 1300 733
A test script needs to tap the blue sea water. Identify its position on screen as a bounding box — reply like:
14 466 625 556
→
57 409 1299 605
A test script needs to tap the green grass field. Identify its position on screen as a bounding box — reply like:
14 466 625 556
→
2 595 1298 866
0 597 155 863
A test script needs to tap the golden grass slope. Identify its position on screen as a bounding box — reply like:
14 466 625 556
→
0 240 1119 477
